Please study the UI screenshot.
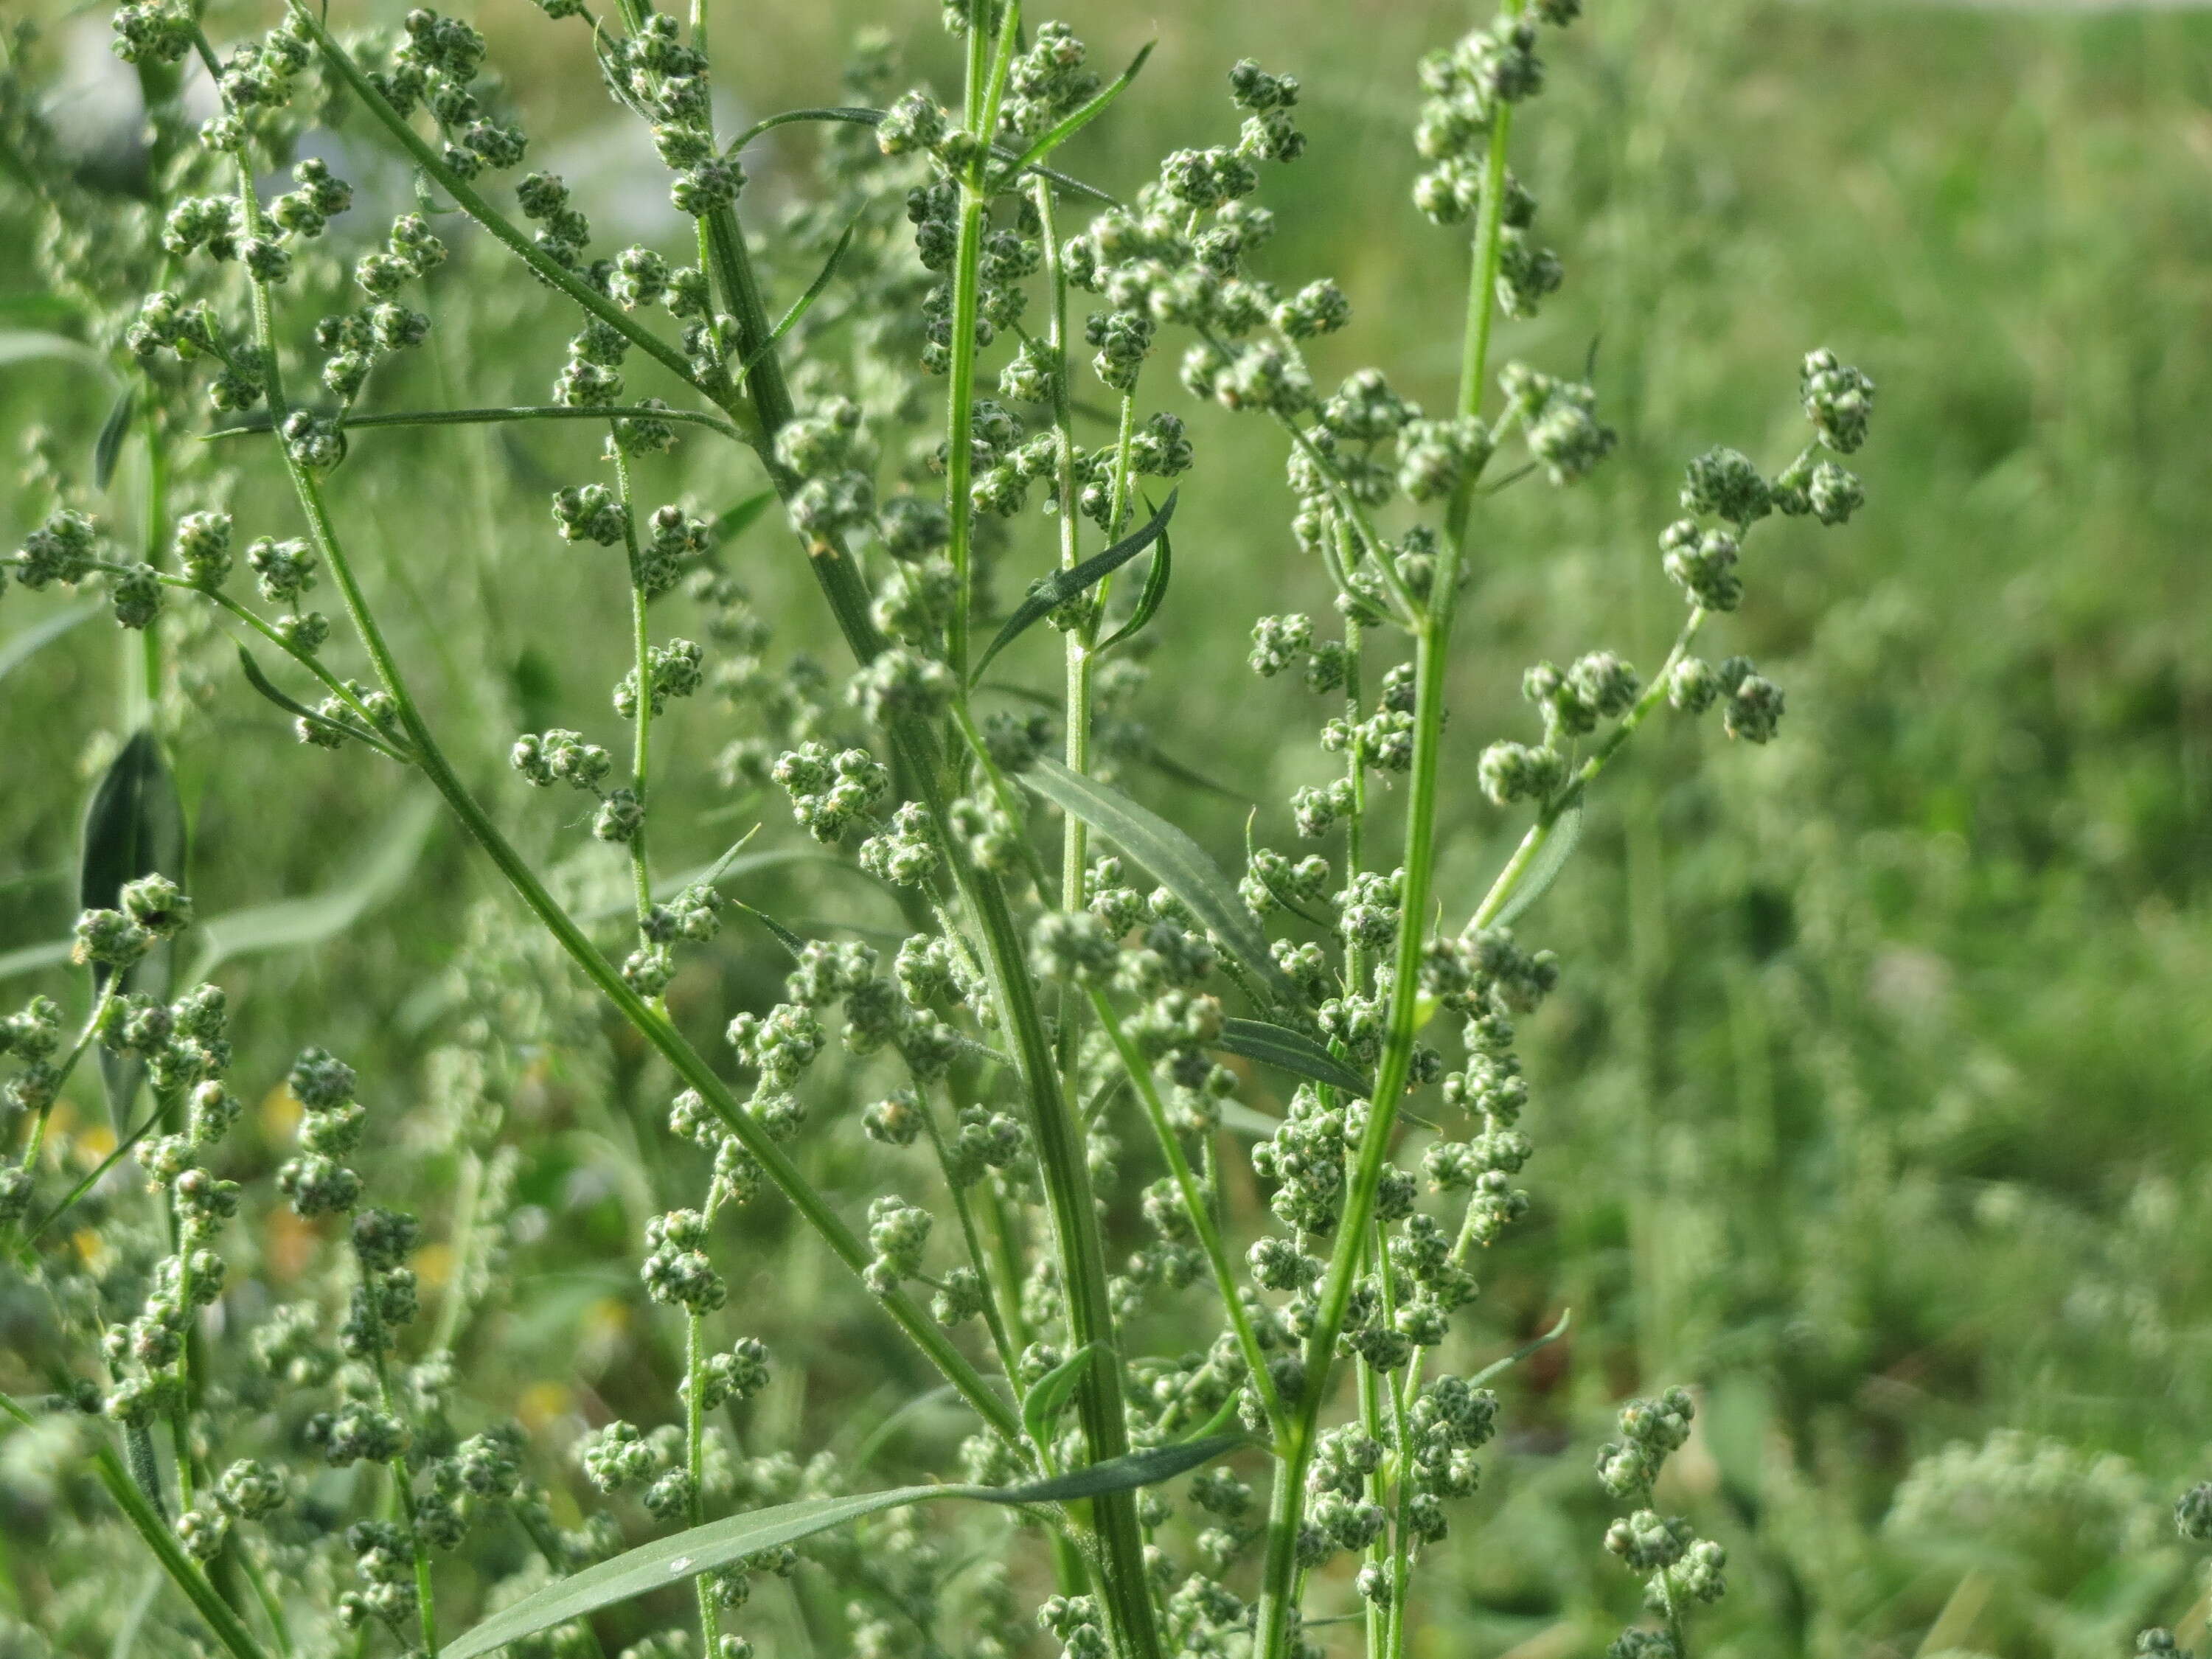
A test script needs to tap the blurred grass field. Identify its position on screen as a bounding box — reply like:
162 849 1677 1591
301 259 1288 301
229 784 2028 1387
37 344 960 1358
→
4 0 2212 1653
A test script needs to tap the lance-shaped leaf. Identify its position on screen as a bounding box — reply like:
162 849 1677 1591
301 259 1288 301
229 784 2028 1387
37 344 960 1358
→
1007 41 1155 173
93 386 135 490
1094 507 1172 658
712 489 777 546
80 730 185 1122
233 644 398 757
1493 799 1583 928
1214 1018 1370 1100
442 1434 1246 1659
1022 1341 1101 1449
973 490 1177 684
1020 756 1300 1006
731 218 859 381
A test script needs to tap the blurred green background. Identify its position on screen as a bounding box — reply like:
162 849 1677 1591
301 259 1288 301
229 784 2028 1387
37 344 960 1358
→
5 1 2212 1654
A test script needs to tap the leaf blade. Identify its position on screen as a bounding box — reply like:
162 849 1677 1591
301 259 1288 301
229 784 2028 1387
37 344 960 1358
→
442 1435 1244 1659
1093 511 1172 658
1019 756 1298 1006
1008 40 1155 174
188 795 439 976
733 218 859 381
93 386 136 491
1494 800 1583 928
0 602 96 684
1214 1018 1370 1099
1021 1342 1100 1450
972 490 1177 685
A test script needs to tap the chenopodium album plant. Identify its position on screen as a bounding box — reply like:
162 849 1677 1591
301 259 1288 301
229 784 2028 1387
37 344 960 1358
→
0 0 1969 1655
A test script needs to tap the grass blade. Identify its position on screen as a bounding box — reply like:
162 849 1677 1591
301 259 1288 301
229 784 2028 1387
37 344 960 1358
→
973 490 1177 684
1008 41 1154 174
1215 1018 1370 1099
1492 800 1583 928
0 602 95 685
0 329 110 377
442 1436 1243 1659
1020 756 1299 1006
188 795 439 977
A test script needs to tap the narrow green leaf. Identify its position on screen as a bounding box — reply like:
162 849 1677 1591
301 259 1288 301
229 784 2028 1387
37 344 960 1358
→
1242 810 1328 930
0 329 110 377
1493 800 1583 928
973 490 1177 684
731 898 808 958
188 795 439 976
0 939 72 981
1093 511 1172 658
712 489 776 546
721 107 1118 205
0 602 95 685
995 1433 1245 1504
733 218 859 381
1218 1100 1282 1139
0 293 86 327
80 731 185 1120
1469 1308 1572 1388
1009 41 1154 173
233 644 383 751
1214 1018 1370 1099
207 404 745 444
1020 756 1299 1006
93 386 135 491
1139 742 1251 804
1021 1342 1100 1450
442 1435 1244 1659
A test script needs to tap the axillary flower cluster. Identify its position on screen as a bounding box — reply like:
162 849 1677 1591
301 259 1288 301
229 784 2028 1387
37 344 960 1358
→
0 0 1924 1657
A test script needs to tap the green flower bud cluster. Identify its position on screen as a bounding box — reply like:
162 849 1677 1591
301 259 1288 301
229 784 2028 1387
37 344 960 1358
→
276 1046 367 1216
1596 1388 1727 1645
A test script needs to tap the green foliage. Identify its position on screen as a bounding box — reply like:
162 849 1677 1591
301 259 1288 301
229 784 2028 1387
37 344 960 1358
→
1 3 2208 1659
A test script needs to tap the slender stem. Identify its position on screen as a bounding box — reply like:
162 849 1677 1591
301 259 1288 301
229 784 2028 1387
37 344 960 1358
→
1088 990 1286 1439
1253 21 1526 1655
88 1436 271 1659
428 1147 484 1354
942 199 987 685
916 1081 1020 1380
363 1331 439 1658
685 1314 724 1654
613 446 655 930
11 981 119 1179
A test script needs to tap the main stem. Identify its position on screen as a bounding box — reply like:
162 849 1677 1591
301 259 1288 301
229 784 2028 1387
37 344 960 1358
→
1251 63 1522 1659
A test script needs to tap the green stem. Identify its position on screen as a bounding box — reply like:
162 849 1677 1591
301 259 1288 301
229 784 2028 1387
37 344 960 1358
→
686 1315 725 1654
88 1434 271 1659
917 1082 1020 1381
368 1348 437 1655
613 445 655 930
1253 28 1524 1658
1088 989 1285 1439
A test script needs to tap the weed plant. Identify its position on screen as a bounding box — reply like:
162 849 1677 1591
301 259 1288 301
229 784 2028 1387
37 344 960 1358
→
1 2 2207 1658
